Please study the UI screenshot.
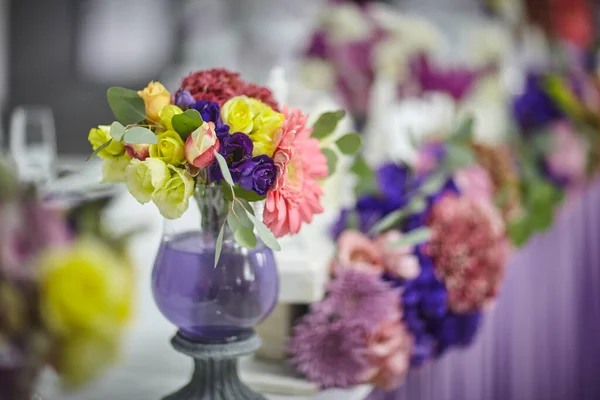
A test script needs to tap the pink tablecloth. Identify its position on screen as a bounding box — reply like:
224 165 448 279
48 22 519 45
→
369 181 600 400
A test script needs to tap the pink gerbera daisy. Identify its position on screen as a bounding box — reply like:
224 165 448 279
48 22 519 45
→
263 107 328 237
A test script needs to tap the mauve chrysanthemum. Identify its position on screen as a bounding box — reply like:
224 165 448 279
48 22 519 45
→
425 194 510 313
288 311 369 389
180 69 279 111
324 269 401 326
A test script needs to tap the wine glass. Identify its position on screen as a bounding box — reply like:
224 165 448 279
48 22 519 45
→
9 106 57 185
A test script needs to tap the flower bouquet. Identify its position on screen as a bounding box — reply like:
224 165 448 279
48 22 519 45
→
0 160 134 399
288 118 512 390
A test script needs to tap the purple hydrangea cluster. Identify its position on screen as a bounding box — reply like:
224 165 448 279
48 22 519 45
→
176 93 277 197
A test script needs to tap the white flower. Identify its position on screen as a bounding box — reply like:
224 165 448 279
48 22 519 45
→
319 4 373 43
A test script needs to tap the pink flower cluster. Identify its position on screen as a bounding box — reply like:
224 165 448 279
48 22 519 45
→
180 68 279 110
335 230 420 280
425 194 510 313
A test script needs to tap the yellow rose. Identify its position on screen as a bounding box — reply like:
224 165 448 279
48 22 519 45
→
221 96 255 134
125 158 170 204
248 99 283 157
39 238 133 336
152 166 194 219
101 153 131 183
88 125 125 159
138 81 171 123
55 332 119 389
149 130 186 165
159 104 183 131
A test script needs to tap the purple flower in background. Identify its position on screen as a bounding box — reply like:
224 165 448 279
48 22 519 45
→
209 132 253 183
173 89 195 110
323 269 400 327
306 31 328 59
239 155 276 196
377 163 412 208
191 100 230 138
512 73 564 131
288 311 369 389
410 54 485 101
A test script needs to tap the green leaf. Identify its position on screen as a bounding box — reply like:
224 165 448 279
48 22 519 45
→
369 197 427 234
238 198 255 216
234 225 257 249
311 110 346 140
214 151 234 186
214 223 225 267
172 109 203 139
452 116 475 144
233 187 266 202
335 132 362 155
246 210 281 251
418 171 448 196
388 227 432 247
322 148 338 177
86 139 113 161
123 127 158 144
233 201 253 229
350 156 374 179
106 87 147 125
444 144 476 171
543 75 585 118
222 182 234 202
507 217 533 247
110 121 127 142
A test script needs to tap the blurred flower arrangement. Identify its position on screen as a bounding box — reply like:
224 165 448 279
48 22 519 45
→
88 69 361 260
0 160 135 399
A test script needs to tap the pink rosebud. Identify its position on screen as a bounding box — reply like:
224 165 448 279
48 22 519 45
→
185 121 220 168
336 230 384 274
125 143 150 160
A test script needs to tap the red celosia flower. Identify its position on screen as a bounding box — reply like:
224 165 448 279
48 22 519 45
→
179 68 279 110
425 194 510 313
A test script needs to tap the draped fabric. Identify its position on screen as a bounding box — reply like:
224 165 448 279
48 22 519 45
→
368 180 600 400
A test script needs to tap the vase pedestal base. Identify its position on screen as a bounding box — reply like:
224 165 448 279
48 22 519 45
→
163 332 266 400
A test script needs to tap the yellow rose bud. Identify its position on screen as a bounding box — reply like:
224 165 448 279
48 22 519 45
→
125 158 170 204
39 238 133 336
221 96 255 134
88 125 125 159
138 81 171 123
101 154 131 183
159 104 183 131
152 166 194 219
247 99 283 157
55 332 119 389
149 130 186 165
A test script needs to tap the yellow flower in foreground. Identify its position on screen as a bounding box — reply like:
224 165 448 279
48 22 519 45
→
138 81 171 122
125 158 170 204
149 130 186 165
39 237 133 336
88 125 125 159
55 332 119 389
221 96 254 134
248 98 283 157
159 104 183 131
153 166 194 219
101 153 131 183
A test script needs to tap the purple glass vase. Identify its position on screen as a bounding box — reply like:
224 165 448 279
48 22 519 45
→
151 184 279 344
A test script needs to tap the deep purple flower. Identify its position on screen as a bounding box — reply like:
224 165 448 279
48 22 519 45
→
288 310 369 389
209 132 253 183
377 163 412 208
512 72 564 131
322 269 400 327
239 155 276 196
305 31 328 59
191 100 230 138
410 54 484 101
173 89 195 110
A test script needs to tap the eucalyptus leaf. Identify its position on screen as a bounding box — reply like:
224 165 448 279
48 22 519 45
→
234 225 257 248
322 148 338 177
106 87 147 125
452 116 475 143
350 156 374 178
335 133 362 155
234 187 266 202
444 144 476 171
222 182 234 202
123 127 158 144
215 224 225 267
238 199 255 216
418 172 448 196
214 151 234 186
86 139 113 161
172 109 203 139
246 211 281 251
311 110 346 140
388 227 432 247
110 121 127 142
233 201 253 229
369 197 427 234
